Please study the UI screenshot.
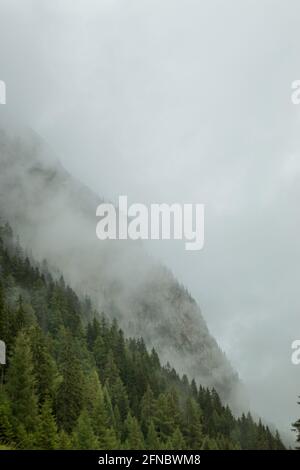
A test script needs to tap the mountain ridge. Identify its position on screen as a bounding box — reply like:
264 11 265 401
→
0 126 244 410
0 220 284 449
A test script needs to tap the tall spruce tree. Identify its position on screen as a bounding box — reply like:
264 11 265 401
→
72 409 99 450
146 420 160 450
56 331 84 432
36 399 58 449
185 397 203 449
6 332 39 435
124 413 145 450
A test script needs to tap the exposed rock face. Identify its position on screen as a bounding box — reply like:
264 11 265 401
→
0 127 244 409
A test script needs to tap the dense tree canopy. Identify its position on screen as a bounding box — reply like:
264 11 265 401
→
0 222 285 450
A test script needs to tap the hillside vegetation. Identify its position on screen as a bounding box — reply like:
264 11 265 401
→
0 222 285 450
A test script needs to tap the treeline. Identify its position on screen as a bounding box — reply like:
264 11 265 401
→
0 222 285 450
292 400 300 449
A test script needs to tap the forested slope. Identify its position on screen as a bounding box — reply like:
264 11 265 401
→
0 128 243 408
0 222 285 450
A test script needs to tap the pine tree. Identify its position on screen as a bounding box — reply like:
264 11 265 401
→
146 420 160 450
140 385 156 434
86 370 118 449
185 397 203 449
57 429 73 450
106 371 129 422
201 436 219 450
190 379 198 398
292 397 300 450
72 409 99 450
153 391 180 443
28 326 58 403
113 404 123 441
14 296 27 332
104 351 120 384
6 332 39 434
124 413 145 450
0 224 287 451
36 399 58 449
56 331 84 432
166 427 186 450
15 423 36 449
47 292 63 336
274 430 285 450
103 385 116 428
93 335 106 381
0 390 14 444
86 319 100 350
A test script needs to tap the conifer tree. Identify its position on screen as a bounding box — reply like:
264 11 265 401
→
14 296 27 332
6 332 39 434
124 413 145 450
0 223 287 451
140 385 156 434
292 398 300 450
166 427 186 450
72 409 99 450
0 391 14 444
153 392 180 443
103 384 116 429
57 429 73 450
86 370 118 449
201 436 219 450
185 397 203 449
146 420 160 450
113 404 123 442
56 331 84 432
28 326 58 403
93 335 106 380
36 399 58 449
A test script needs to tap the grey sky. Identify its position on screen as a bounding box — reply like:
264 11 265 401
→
1 0 300 441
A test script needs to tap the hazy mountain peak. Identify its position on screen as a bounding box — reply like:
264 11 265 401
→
0 127 245 410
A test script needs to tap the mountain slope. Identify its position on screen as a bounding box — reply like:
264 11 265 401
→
0 126 242 408
0 222 284 449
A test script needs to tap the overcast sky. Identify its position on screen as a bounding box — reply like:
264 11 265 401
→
1 0 300 441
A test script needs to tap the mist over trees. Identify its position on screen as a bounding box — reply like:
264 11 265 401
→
0 222 285 450
0 128 244 411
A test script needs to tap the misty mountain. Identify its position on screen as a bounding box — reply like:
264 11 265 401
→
0 219 284 450
0 126 244 410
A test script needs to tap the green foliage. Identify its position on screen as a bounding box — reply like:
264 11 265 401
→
166 427 186 450
0 391 14 444
57 430 72 450
28 326 59 404
36 399 58 449
56 331 85 432
153 391 180 443
292 397 300 450
72 409 98 450
146 420 160 450
6 332 39 434
185 397 203 449
124 413 145 450
0 222 286 450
